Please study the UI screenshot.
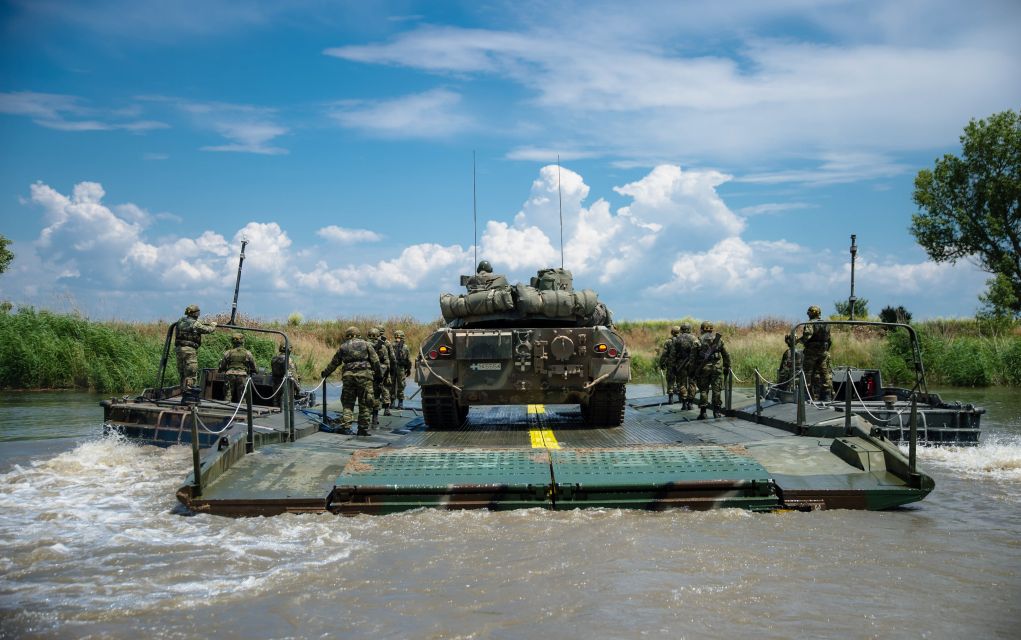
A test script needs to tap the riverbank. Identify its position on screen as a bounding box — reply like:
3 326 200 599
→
1 307 1019 392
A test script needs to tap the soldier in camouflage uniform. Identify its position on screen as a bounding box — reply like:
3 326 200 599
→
671 322 700 411
321 326 381 436
777 333 803 392
218 333 257 403
368 326 397 421
271 343 299 407
392 329 412 409
797 305 832 401
174 304 217 395
693 320 731 420
658 327 680 404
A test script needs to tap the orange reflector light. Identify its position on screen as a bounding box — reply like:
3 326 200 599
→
595 343 608 353
438 345 451 355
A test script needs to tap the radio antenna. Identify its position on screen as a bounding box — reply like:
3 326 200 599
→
473 151 478 267
557 155 564 269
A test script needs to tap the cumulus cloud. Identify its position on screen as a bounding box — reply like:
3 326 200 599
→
317 225 383 244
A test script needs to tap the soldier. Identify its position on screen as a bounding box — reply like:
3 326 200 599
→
218 333 257 403
658 326 680 403
271 343 299 407
392 329 412 409
671 322 700 411
321 326 381 436
465 260 509 292
368 326 397 421
776 333 803 392
798 305 833 401
174 304 217 396
692 320 731 420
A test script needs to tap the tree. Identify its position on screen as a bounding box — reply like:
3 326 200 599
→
0 235 13 275
911 109 1021 317
879 305 912 325
834 298 869 318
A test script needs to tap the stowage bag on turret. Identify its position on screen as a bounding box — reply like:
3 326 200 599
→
440 288 515 321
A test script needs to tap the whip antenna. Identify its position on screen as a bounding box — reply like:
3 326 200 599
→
473 151 478 267
557 155 564 269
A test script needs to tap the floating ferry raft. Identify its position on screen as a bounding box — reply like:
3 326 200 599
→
173 389 934 516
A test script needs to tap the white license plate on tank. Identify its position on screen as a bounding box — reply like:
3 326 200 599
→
471 362 502 371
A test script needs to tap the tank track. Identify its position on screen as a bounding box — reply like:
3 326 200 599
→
582 383 626 427
421 386 468 429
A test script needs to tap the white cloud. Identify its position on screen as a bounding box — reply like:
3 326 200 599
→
0 91 167 132
317 225 383 244
330 89 474 139
142 97 289 154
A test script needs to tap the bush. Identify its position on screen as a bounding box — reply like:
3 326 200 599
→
879 305 912 324
834 298 869 318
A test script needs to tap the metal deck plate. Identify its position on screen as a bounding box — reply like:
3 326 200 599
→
336 448 551 489
551 446 770 487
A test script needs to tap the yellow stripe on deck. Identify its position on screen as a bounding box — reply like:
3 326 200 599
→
527 404 561 449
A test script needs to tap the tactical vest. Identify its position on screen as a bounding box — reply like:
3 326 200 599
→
175 316 204 348
372 338 391 373
271 354 289 379
698 332 723 365
339 339 373 371
674 333 698 359
803 320 831 353
222 348 253 375
394 341 411 368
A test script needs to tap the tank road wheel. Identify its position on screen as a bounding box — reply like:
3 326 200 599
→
421 386 468 429
582 383 626 427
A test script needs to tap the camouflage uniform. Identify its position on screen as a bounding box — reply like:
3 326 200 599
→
271 344 299 407
466 260 510 292
693 322 731 419
218 335 257 403
798 306 832 401
658 327 680 403
321 327 381 435
777 334 803 392
392 330 412 409
174 304 216 393
671 323 700 410
369 327 397 418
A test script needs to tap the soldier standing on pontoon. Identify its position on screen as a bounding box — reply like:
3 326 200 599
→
174 303 216 395
672 322 700 411
218 333 257 403
798 305 832 401
321 326 381 436
392 329 412 409
369 326 396 422
659 326 680 403
693 321 731 420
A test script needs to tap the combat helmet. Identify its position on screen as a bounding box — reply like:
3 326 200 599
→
395 330 405 339
700 320 714 333
476 260 492 274
670 326 680 336
679 322 692 333
344 326 360 339
185 304 200 317
807 305 822 319
231 333 244 345
368 327 380 339
278 343 288 353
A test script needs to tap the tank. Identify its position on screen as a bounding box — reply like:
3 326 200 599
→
415 266 631 428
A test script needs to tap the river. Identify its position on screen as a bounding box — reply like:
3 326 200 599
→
1 386 1019 639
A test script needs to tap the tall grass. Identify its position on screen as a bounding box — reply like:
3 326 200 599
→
1 308 1018 392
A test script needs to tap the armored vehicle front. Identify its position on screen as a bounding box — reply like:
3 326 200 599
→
415 265 630 428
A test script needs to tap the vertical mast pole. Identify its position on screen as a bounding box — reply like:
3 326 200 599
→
848 234 858 321
229 238 248 326
557 155 564 269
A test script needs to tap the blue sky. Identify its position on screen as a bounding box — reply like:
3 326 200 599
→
1 0 1018 323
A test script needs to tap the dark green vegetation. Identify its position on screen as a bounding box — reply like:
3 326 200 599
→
834 298 869 318
0 308 277 393
911 108 1021 318
1 308 1018 392
0 234 12 275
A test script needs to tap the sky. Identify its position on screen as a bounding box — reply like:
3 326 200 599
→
1 0 1019 323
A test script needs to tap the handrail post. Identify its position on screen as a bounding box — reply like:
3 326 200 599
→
245 378 255 453
796 369 806 428
286 373 295 442
322 375 328 423
190 406 202 497
754 370 762 422
725 368 733 411
844 366 852 435
909 394 918 474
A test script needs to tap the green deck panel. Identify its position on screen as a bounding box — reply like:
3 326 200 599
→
336 448 553 491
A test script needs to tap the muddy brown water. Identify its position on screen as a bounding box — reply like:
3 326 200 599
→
1 385 1019 639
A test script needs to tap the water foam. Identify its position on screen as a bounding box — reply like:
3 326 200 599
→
914 433 1021 482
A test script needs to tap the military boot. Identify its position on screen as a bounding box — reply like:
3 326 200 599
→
356 424 369 436
697 407 707 420
383 406 392 416
371 409 379 426
397 400 404 410
712 406 722 418
666 393 674 405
